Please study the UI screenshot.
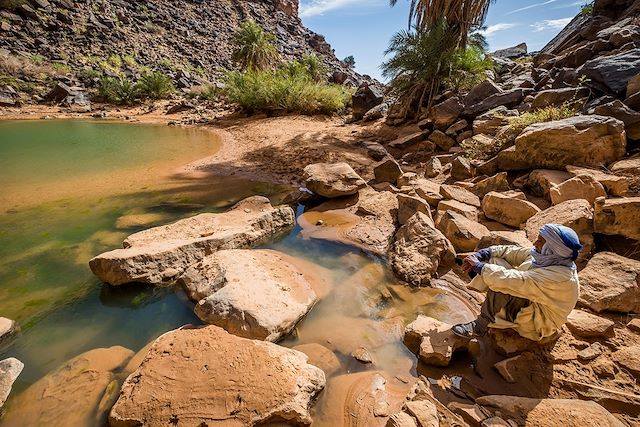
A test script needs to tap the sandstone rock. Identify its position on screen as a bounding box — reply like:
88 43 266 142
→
436 210 490 253
0 358 23 409
397 193 432 225
429 129 456 151
465 80 503 107
440 184 481 207
592 100 640 139
386 412 418 427
353 83 384 120
578 48 640 94
110 326 325 426
303 162 367 198
316 371 410 427
465 88 530 117
628 318 640 332
611 345 640 375
405 400 439 427
404 315 468 366
375 158 403 184
389 132 431 152
2 347 134 427
549 174 607 205
0 317 17 343
476 230 532 250
578 342 604 361
594 196 640 240
90 197 295 286
579 252 640 313
481 417 510 427
446 119 468 135
508 116 626 170
437 199 479 222
472 106 515 136
293 343 341 377
413 179 444 207
476 395 623 427
352 347 374 364
391 213 456 286
191 250 318 342
566 309 615 338
493 354 531 384
609 156 640 177
429 96 464 129
448 402 487 427
482 191 541 228
425 157 442 178
527 169 573 198
451 156 474 180
531 87 590 109
492 43 527 59
397 172 420 188
471 172 510 198
364 141 390 161
566 165 628 196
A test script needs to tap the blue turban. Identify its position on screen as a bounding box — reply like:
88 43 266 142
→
531 224 583 269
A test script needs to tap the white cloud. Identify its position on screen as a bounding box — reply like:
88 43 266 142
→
531 17 573 32
299 0 380 17
507 0 560 14
482 23 518 37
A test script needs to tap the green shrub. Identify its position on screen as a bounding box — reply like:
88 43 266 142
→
301 53 328 82
223 66 353 115
98 76 140 105
138 71 174 99
580 2 594 15
232 20 279 71
448 45 495 91
188 84 220 101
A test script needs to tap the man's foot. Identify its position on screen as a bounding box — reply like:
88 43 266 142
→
452 320 487 339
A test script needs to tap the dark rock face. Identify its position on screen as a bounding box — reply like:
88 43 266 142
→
577 49 640 94
492 43 528 59
352 83 384 120
0 0 357 85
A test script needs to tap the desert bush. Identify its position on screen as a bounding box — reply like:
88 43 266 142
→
301 53 328 82
232 20 279 71
138 71 174 99
98 76 140 105
223 65 353 115
188 84 220 101
448 45 495 91
0 54 55 79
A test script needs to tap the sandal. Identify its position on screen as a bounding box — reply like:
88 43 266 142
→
452 320 487 339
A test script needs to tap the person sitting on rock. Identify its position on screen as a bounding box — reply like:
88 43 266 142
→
451 224 583 341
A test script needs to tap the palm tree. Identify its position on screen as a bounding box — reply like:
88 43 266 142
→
381 21 457 118
389 0 495 49
232 20 279 71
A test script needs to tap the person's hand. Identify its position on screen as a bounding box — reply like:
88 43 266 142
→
462 254 480 273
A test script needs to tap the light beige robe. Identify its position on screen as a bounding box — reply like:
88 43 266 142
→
469 245 580 341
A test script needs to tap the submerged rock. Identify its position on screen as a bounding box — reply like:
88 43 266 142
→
579 252 640 313
0 358 23 409
303 162 367 198
189 249 318 342
109 326 325 426
89 196 295 286
390 212 456 286
293 343 341 377
1 346 133 427
0 317 17 344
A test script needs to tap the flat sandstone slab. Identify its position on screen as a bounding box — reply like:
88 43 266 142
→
89 196 295 285
109 326 326 427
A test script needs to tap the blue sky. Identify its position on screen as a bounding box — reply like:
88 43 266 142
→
299 0 587 80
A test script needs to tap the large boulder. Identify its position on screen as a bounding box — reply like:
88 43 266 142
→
390 212 456 286
397 193 432 225
594 196 640 240
374 158 403 184
188 249 318 342
577 48 640 94
579 252 640 313
527 169 573 199
429 96 464 129
436 210 490 253
611 346 640 376
566 165 629 196
352 83 384 120
549 174 607 205
109 326 325 426
404 316 469 366
303 162 367 198
89 197 295 286
482 191 541 228
440 184 481 207
464 80 503 107
566 309 615 338
504 116 626 170
1 347 134 426
0 358 23 409
476 396 624 427
472 106 515 136
471 172 510 198
465 88 531 117
592 100 640 139
492 43 527 59
531 87 590 109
